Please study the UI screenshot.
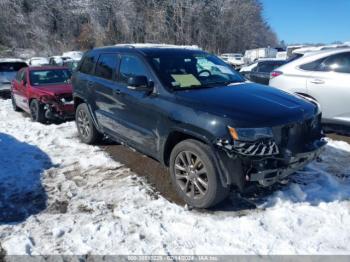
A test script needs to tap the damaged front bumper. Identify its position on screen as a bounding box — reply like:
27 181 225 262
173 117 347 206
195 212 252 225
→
40 96 75 121
43 103 75 120
248 139 326 186
215 136 327 188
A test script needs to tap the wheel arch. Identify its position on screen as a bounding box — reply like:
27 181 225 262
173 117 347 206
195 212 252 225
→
74 95 102 132
162 129 211 167
162 127 243 190
74 95 86 109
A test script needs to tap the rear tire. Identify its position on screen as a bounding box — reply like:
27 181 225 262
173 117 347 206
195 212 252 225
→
75 103 102 144
169 139 229 208
11 92 21 112
30 99 46 123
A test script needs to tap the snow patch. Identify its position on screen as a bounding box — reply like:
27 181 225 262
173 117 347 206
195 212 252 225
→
0 99 350 255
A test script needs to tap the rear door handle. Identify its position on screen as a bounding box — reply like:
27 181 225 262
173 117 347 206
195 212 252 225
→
310 79 325 84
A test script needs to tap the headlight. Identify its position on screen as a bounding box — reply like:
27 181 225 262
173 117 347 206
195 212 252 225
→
228 126 274 141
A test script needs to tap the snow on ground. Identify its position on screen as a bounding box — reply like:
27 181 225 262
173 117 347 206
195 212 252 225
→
0 98 350 255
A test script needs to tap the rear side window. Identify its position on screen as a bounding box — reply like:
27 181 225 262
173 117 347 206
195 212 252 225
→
94 54 119 80
300 52 350 73
299 60 322 71
119 56 149 84
320 52 350 73
79 54 97 75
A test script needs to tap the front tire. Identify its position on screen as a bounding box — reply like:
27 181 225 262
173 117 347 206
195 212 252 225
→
75 103 102 144
30 99 46 123
169 139 229 208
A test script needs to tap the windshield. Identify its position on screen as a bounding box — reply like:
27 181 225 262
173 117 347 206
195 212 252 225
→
29 69 72 86
148 53 245 90
0 62 27 72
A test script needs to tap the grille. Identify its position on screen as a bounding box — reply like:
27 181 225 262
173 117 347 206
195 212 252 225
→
273 115 321 154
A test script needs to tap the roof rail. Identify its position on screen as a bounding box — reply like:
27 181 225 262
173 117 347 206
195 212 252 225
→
114 43 201 50
114 44 136 49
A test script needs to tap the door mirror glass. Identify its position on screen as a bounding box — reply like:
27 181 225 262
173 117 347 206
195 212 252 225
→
127 75 150 89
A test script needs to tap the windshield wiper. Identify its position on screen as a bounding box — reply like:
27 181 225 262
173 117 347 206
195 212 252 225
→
202 80 241 87
173 81 242 91
173 84 210 90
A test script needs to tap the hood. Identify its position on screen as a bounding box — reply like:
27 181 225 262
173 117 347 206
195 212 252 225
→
34 83 72 96
0 72 16 83
175 82 317 127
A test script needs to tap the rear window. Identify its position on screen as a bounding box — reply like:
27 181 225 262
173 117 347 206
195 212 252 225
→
0 62 27 72
258 61 285 73
29 69 72 86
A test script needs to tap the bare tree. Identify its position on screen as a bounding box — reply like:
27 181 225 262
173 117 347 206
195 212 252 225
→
0 0 278 55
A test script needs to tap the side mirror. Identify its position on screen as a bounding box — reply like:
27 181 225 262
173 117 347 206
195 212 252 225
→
127 76 152 90
21 80 27 86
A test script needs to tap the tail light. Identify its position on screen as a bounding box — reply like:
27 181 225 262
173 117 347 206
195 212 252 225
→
270 71 283 79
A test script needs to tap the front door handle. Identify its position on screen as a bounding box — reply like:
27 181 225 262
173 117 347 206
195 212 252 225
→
113 89 121 95
310 79 325 84
87 81 94 91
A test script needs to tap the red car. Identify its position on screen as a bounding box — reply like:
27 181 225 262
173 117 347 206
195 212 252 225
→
11 66 74 123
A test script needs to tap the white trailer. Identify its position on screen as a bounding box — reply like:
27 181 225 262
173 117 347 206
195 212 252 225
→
244 47 278 64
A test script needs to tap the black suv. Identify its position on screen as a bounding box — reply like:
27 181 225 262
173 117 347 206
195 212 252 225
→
240 59 286 85
72 45 326 208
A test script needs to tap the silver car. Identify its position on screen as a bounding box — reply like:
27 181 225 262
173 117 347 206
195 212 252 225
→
269 48 350 131
0 59 28 93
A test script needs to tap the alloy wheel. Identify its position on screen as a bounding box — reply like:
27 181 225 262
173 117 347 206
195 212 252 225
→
174 151 209 199
77 109 91 139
